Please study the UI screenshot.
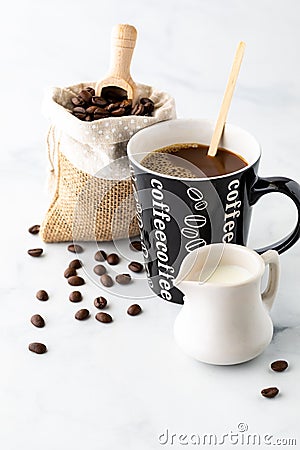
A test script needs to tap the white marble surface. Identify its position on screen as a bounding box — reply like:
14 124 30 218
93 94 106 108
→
1 1 300 449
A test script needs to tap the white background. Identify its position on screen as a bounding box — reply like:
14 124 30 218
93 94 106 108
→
1 1 300 449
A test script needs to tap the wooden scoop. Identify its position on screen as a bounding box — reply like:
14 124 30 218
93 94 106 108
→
95 24 137 101
207 41 246 157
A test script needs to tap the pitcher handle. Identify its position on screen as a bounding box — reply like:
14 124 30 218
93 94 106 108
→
260 250 280 311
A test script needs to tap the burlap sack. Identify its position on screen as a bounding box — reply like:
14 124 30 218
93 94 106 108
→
40 81 176 242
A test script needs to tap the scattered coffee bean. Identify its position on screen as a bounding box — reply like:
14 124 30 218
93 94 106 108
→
94 250 107 262
70 86 154 121
271 360 289 372
107 253 120 265
69 259 82 269
95 312 113 323
75 309 90 320
116 273 131 285
69 291 82 303
67 244 83 254
36 290 49 301
68 276 85 286
130 240 142 251
128 261 144 273
64 267 77 278
31 314 45 328
28 224 40 235
100 274 113 287
94 296 107 309
261 387 279 398
28 342 47 354
28 248 43 257
127 304 142 316
93 264 106 275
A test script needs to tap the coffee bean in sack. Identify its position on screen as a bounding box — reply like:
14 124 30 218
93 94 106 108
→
70 86 154 121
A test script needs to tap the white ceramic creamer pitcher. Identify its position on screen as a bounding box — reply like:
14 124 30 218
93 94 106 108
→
173 243 280 365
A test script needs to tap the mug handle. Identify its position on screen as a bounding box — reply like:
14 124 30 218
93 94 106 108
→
250 176 300 254
261 250 280 311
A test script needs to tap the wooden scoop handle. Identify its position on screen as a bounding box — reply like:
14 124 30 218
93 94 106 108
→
108 24 137 84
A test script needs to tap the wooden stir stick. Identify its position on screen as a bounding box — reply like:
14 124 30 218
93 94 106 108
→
207 41 246 157
95 24 137 100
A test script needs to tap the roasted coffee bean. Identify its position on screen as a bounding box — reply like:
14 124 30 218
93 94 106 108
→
93 264 106 276
94 250 107 262
64 267 77 278
28 224 40 235
69 259 82 269
91 96 108 107
67 244 83 254
261 387 279 398
115 273 131 285
130 103 139 115
75 309 90 320
94 107 109 119
69 87 153 122
130 240 142 251
106 102 121 112
69 291 82 303
72 107 86 120
95 312 113 323
36 290 49 301
140 97 154 106
128 261 144 273
111 107 126 117
85 87 95 96
68 275 85 286
119 99 132 110
86 105 98 114
101 86 127 102
94 296 107 309
78 89 93 103
143 102 154 115
28 342 47 354
127 304 142 316
71 97 85 106
271 360 289 372
100 274 113 287
28 248 43 257
31 314 45 328
131 103 145 116
107 253 120 265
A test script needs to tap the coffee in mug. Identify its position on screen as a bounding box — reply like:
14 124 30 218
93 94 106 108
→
140 143 247 178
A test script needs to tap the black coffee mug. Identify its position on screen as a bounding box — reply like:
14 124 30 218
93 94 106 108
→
128 119 300 304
